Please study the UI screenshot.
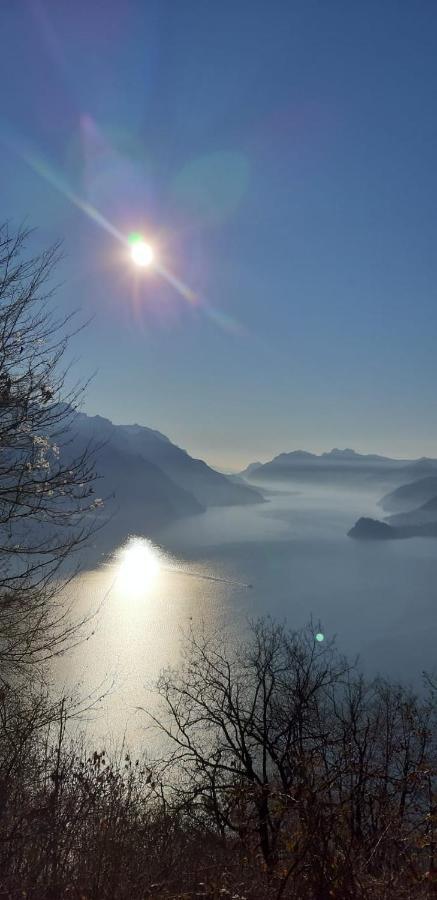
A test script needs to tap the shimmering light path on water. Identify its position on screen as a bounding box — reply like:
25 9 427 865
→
55 486 437 750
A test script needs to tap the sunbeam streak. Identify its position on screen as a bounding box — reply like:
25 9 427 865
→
14 143 127 245
4 128 247 336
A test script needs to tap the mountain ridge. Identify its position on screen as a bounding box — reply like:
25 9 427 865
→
379 477 437 513
241 448 437 487
62 410 263 543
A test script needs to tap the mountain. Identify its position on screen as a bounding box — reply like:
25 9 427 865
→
348 517 395 540
379 477 437 513
241 448 437 490
60 411 262 542
422 495 437 511
385 495 437 527
61 416 203 543
118 422 263 508
242 448 409 487
349 475 437 542
274 450 318 462
403 457 437 474
348 515 437 541
239 461 264 478
321 448 389 462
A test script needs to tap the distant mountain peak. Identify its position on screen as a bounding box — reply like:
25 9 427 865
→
323 448 359 458
274 450 317 462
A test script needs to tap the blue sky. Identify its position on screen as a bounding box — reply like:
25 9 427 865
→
1 1 437 469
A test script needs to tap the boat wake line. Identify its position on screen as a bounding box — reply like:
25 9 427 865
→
164 567 253 589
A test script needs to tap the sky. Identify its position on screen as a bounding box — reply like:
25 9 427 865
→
1 1 437 470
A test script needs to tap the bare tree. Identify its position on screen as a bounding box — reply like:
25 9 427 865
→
150 619 437 898
149 622 346 875
0 614 434 898
0 223 100 680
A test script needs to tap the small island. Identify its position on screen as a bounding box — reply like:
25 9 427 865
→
348 517 395 540
348 516 437 541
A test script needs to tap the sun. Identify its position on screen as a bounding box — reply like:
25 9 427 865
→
128 233 155 267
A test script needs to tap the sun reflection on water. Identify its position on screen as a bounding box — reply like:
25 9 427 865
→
54 532 244 749
115 537 162 597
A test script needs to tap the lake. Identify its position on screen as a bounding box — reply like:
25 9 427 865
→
56 483 437 749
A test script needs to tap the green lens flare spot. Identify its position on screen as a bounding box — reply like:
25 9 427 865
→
128 232 143 245
315 632 325 642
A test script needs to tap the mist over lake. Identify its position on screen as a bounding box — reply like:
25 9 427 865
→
57 481 437 747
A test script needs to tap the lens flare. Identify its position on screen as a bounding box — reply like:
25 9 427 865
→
129 233 154 267
5 125 248 336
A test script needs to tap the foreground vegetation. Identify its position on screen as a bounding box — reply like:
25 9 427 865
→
1 226 436 898
1 620 437 899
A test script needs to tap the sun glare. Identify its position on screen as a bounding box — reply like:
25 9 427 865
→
128 233 155 267
117 538 161 595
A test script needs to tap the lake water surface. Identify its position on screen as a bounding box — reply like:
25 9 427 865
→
57 484 437 748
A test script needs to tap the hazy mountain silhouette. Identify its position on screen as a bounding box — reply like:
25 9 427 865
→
347 473 437 542
348 517 395 540
348 515 437 541
240 461 265 478
401 458 437 477
118 422 263 508
243 449 413 487
321 448 389 462
60 411 262 543
242 449 437 489
90 444 203 531
379 477 437 512
385 495 437 527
